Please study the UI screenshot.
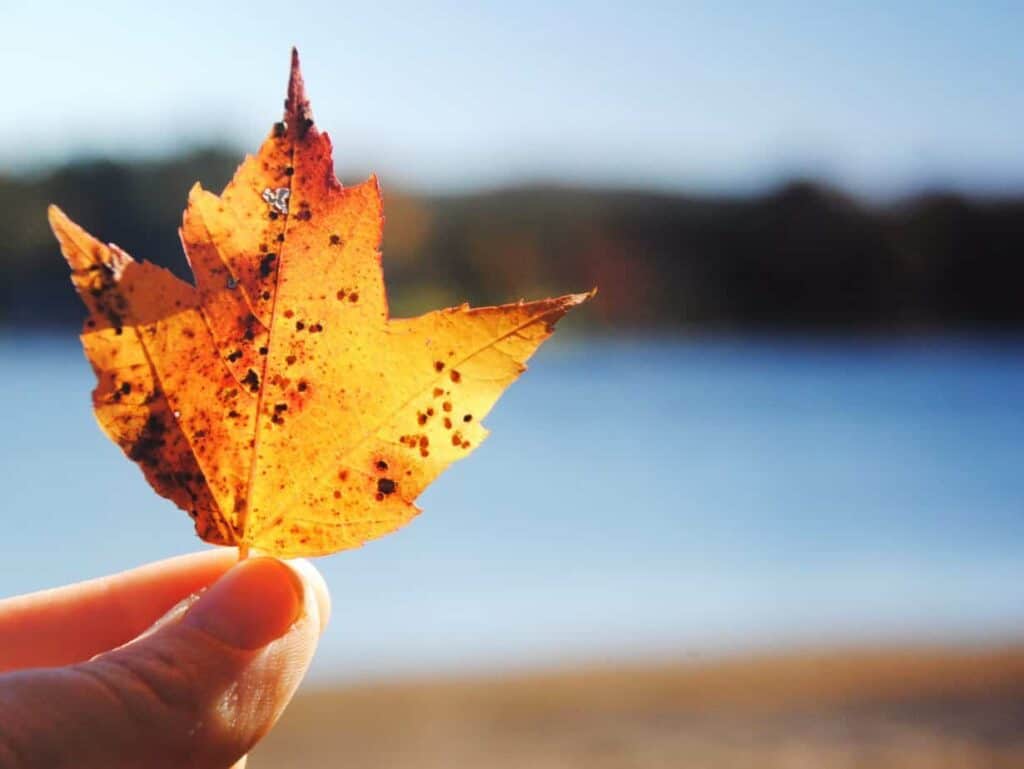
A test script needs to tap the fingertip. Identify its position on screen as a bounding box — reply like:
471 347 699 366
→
183 557 303 650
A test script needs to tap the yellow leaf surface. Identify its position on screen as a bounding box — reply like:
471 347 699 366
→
49 50 593 558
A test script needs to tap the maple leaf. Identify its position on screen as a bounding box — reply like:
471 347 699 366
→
49 49 593 558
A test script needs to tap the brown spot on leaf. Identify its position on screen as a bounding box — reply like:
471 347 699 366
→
242 314 258 341
127 414 167 466
242 369 260 392
259 253 277 278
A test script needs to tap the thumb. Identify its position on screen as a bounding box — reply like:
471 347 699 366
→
0 556 330 769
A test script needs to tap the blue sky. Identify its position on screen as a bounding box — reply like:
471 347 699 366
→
4 1 1022 196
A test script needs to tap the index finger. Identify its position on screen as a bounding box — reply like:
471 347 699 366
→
0 548 238 672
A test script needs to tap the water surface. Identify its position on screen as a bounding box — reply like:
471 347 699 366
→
2 334 1022 681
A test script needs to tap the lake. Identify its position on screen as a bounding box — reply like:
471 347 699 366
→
1 333 1023 682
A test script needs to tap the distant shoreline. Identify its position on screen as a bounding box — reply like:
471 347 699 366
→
5 152 1024 332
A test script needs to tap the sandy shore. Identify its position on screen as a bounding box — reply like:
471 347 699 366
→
252 645 1024 768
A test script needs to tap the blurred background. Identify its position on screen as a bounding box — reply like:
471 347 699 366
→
3 2 1024 766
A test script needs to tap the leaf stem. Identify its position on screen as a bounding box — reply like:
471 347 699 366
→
238 542 250 561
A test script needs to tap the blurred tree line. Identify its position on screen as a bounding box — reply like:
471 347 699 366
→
3 149 1023 331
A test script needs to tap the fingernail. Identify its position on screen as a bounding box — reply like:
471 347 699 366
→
288 558 332 634
183 557 304 650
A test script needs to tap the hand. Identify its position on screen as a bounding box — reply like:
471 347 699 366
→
0 550 330 769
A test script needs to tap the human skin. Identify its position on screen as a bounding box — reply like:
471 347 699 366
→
0 550 330 769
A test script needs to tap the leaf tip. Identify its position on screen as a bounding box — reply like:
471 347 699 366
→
47 203 67 229
47 204 81 247
285 47 312 131
566 287 598 307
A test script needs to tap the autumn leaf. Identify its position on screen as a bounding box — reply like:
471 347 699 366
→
48 50 593 558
